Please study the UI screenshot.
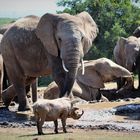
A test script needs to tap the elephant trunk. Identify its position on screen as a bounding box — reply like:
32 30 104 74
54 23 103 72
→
60 53 80 97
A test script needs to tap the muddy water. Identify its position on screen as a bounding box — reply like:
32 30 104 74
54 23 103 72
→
37 100 140 132
74 101 140 131
1 100 139 132
0 83 140 132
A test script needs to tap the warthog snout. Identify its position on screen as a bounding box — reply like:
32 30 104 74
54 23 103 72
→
70 107 84 119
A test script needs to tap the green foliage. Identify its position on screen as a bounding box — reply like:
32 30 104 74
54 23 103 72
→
38 76 53 87
0 18 15 26
57 0 140 60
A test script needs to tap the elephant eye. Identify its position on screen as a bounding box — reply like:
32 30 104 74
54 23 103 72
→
81 36 84 41
58 37 62 42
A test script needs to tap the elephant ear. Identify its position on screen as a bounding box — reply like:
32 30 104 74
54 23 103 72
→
77 12 99 54
77 65 104 89
36 13 59 56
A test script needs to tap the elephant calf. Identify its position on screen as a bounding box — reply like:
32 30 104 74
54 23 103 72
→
32 97 84 135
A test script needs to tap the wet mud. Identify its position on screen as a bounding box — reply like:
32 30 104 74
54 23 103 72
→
0 95 140 132
1 80 140 132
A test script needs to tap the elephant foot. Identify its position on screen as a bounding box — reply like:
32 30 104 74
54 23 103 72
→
2 95 13 108
38 132 44 135
18 96 31 111
2 85 16 107
18 101 31 111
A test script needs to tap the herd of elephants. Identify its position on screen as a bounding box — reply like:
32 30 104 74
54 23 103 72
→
0 11 140 113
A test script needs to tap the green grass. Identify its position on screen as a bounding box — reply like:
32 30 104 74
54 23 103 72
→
0 18 16 26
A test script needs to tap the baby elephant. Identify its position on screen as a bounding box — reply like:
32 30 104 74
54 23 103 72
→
32 97 84 135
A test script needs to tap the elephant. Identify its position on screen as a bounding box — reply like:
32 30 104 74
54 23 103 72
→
0 12 98 111
0 20 37 104
114 36 140 89
0 34 4 103
133 26 140 38
43 58 133 101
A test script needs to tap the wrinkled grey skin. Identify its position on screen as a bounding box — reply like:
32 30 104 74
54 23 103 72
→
0 34 3 102
1 12 98 111
32 97 84 135
114 36 140 89
0 19 38 104
44 58 133 101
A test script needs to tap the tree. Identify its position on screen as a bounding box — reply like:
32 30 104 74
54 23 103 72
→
57 0 140 60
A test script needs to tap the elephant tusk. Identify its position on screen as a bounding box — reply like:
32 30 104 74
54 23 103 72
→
81 59 85 75
133 62 136 67
62 60 69 72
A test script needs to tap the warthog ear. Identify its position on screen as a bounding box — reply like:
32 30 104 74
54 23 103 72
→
71 99 80 107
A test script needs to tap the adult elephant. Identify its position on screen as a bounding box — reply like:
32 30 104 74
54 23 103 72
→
114 36 140 89
0 19 37 102
1 12 98 111
44 58 133 101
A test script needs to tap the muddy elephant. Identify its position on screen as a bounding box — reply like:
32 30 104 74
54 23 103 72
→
133 26 140 38
44 58 133 101
114 36 140 89
0 20 37 104
0 34 4 102
1 12 98 111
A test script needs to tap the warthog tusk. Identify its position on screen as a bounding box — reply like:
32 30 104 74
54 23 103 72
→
62 60 69 72
82 110 84 115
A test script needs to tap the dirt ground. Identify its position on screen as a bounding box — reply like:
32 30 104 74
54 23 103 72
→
0 81 140 139
0 127 140 140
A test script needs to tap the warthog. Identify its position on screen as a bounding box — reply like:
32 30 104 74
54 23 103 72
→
32 97 84 135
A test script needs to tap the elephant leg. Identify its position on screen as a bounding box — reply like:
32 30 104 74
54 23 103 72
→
2 85 16 107
51 58 65 97
13 81 30 111
25 77 38 103
96 89 101 101
116 77 126 89
3 64 10 90
25 85 30 95
13 84 32 104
